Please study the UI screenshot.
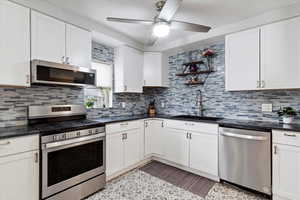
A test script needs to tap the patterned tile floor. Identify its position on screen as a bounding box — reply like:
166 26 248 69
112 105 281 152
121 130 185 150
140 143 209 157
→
86 169 269 200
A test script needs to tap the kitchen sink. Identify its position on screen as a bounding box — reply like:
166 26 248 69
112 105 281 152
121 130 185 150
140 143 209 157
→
171 115 222 121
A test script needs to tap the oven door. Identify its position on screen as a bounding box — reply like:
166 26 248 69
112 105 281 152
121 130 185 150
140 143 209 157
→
42 134 105 198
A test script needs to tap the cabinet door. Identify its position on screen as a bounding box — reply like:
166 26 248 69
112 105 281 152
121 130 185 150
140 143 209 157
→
106 133 123 176
31 11 66 63
189 132 218 176
124 129 141 168
261 17 300 89
164 128 189 167
124 46 143 93
0 151 39 200
144 120 165 156
225 28 260 91
66 24 91 68
273 144 300 200
0 0 30 87
143 52 163 87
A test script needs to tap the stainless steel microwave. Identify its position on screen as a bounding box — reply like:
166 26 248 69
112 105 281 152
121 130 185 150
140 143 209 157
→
31 60 96 87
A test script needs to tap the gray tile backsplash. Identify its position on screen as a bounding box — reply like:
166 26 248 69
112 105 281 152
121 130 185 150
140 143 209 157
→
144 42 300 122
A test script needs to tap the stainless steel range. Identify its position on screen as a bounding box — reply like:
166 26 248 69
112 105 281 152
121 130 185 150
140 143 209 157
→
28 105 106 200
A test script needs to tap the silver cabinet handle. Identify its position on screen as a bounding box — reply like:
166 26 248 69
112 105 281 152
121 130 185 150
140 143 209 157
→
274 145 278 155
220 132 268 141
65 57 70 64
257 81 260 88
161 122 164 128
284 133 297 137
189 133 192 139
124 85 127 91
34 152 39 163
26 75 30 84
61 56 65 64
0 141 10 145
261 80 265 88
145 122 148 128
186 132 189 139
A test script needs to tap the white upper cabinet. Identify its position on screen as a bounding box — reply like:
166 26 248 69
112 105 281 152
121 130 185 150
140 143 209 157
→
225 28 260 91
31 11 91 67
0 0 30 87
114 45 144 93
66 24 91 68
31 11 66 64
261 17 300 90
143 52 168 87
226 16 300 91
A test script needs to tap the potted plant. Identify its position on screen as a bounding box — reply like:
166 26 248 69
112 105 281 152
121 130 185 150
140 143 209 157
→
277 107 297 124
85 98 97 109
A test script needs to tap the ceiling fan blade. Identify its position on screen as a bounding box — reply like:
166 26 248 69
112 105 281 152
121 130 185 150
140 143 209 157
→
158 0 183 22
171 20 211 32
107 17 154 25
147 34 158 46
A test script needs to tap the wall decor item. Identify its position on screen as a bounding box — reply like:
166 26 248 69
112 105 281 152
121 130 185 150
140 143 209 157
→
202 48 216 71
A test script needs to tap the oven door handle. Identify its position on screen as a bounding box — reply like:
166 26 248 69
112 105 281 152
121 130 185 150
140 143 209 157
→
42 133 105 150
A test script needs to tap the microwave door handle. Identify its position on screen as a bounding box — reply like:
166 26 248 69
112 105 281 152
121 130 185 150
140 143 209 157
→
220 132 268 141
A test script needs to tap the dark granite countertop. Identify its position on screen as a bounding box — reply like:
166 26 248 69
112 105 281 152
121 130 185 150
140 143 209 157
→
1 114 300 139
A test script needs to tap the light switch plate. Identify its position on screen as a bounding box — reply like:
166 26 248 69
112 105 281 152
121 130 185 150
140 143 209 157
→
161 102 165 108
262 104 272 112
121 102 126 108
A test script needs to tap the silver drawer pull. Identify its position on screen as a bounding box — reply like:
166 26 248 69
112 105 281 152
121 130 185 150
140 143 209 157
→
284 133 297 137
0 141 10 146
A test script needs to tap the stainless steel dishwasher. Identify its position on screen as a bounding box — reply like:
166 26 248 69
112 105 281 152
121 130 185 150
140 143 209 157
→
219 127 271 195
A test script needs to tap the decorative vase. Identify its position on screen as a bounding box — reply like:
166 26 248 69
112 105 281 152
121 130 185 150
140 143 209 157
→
282 116 295 124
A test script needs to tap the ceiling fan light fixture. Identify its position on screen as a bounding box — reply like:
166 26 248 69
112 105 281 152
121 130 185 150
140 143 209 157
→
153 22 170 38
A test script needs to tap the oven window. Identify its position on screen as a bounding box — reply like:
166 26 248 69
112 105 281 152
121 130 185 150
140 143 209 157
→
36 65 95 85
47 140 103 186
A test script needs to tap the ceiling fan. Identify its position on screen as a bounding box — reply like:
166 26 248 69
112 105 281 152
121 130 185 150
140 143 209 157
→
107 0 211 46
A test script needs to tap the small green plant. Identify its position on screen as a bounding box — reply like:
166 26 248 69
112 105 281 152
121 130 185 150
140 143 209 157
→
85 98 96 109
277 107 297 117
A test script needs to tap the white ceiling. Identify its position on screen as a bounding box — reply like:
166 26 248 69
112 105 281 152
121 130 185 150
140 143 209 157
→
45 0 300 46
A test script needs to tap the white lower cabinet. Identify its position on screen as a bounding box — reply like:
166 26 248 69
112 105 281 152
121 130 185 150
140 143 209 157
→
144 120 165 156
0 151 39 200
0 135 39 200
106 121 142 177
124 129 141 168
273 143 300 200
189 131 218 176
164 128 189 167
106 133 124 176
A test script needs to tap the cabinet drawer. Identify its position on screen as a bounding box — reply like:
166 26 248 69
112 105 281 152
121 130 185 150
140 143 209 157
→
165 120 218 134
0 135 39 157
273 130 300 147
106 120 141 134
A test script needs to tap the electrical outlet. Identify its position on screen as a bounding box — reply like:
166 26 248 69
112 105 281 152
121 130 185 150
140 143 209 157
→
262 104 273 112
161 102 165 108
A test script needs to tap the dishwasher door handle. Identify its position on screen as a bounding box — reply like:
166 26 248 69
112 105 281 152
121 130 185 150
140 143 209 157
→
220 132 268 141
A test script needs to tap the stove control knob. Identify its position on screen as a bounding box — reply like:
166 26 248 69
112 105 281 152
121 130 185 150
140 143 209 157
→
61 134 66 140
88 130 93 135
76 131 80 137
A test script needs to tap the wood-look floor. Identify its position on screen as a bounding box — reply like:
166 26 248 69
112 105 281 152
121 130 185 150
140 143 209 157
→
140 161 215 198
